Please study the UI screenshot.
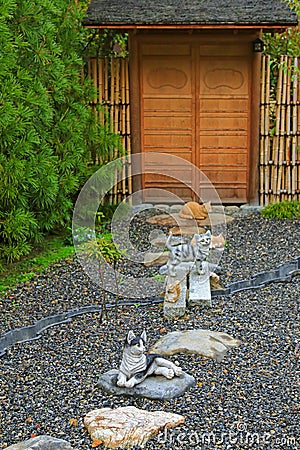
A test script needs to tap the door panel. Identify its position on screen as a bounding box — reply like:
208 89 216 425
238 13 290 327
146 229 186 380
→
140 38 250 203
198 55 250 202
141 46 195 201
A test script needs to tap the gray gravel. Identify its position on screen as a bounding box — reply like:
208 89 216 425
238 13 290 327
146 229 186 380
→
0 212 299 449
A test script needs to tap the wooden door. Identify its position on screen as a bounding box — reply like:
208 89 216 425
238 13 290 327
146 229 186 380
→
197 44 250 203
139 36 251 203
140 43 195 202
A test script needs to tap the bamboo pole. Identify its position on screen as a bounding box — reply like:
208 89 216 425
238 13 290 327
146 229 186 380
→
259 165 264 205
110 58 118 202
125 58 132 196
264 55 271 167
92 58 98 104
121 58 126 136
291 57 298 197
260 55 266 167
119 59 127 197
259 56 266 204
285 57 291 164
98 58 104 128
285 57 292 199
264 55 272 204
114 58 120 136
277 56 288 196
271 56 283 201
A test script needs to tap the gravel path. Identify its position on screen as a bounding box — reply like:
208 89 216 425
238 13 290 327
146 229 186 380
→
0 212 299 449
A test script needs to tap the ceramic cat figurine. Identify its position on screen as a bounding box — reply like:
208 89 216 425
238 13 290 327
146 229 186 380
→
179 201 212 220
117 330 182 388
210 233 225 249
191 232 225 249
166 230 211 277
165 280 181 303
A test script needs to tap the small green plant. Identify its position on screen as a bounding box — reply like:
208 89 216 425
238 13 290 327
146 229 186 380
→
151 273 165 282
261 201 300 219
82 234 125 321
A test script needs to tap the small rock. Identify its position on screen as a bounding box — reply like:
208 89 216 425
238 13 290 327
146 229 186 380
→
130 203 153 213
97 369 196 400
239 204 263 215
169 204 184 213
5 435 74 450
154 204 170 212
143 252 168 266
84 405 185 449
150 329 241 362
224 205 240 214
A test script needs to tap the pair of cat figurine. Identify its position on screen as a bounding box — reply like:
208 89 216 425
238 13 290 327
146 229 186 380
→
117 330 182 388
166 229 211 277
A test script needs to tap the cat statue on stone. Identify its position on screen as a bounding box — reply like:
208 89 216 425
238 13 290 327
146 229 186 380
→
166 230 211 277
179 201 212 220
117 330 182 388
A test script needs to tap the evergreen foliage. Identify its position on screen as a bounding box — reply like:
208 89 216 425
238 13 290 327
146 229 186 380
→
0 0 121 262
264 0 300 59
261 201 300 219
263 0 300 93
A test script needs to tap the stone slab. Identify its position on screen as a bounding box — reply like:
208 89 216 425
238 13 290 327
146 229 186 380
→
6 435 74 450
150 235 185 247
169 225 206 236
188 262 212 307
84 406 185 449
150 330 241 363
97 369 196 400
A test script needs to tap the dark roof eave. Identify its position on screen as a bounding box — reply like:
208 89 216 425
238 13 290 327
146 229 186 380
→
83 21 298 29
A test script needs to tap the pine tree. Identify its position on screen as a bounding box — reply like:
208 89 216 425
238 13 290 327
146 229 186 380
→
0 0 121 262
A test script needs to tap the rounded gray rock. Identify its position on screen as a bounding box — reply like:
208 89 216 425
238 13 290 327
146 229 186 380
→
97 369 196 400
6 435 74 450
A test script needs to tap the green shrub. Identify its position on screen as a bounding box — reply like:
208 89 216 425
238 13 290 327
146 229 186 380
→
0 0 121 262
261 201 300 219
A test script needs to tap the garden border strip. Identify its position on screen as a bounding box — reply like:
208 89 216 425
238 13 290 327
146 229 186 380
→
1 256 299 357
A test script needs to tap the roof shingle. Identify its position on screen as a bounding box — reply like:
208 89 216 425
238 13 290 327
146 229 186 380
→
83 0 298 27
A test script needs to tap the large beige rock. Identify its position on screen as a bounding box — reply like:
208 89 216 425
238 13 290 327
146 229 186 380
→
150 329 241 362
84 406 184 449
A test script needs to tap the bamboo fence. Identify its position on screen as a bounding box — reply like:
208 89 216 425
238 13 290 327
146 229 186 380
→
260 55 300 205
88 55 300 205
87 56 132 203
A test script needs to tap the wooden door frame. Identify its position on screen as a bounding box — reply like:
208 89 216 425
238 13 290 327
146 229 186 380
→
129 31 261 204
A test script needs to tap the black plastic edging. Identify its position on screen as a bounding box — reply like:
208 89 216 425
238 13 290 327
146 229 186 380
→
1 256 299 356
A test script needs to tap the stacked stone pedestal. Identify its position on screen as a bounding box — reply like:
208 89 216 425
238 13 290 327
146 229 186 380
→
163 262 212 319
163 266 189 319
